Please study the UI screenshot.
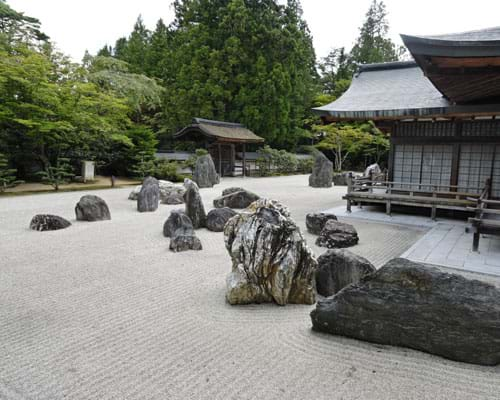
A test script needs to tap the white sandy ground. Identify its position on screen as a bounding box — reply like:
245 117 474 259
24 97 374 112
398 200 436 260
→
1 174 499 400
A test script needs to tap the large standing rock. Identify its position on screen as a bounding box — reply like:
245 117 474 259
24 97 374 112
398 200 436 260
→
213 188 259 209
309 152 333 188
183 179 207 229
316 220 358 248
316 249 375 297
207 207 237 232
311 258 500 366
224 198 317 305
193 154 219 188
306 212 338 235
29 214 71 231
163 209 193 238
137 176 160 212
75 195 111 221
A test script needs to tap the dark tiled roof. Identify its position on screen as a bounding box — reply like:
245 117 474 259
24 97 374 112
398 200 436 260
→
313 62 451 120
174 118 264 143
410 26 500 42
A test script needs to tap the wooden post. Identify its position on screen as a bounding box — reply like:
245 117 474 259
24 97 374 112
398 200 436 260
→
242 143 246 178
346 173 353 213
431 185 437 220
218 142 222 176
472 230 480 252
386 182 392 215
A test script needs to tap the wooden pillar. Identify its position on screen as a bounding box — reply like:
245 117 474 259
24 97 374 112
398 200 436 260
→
217 142 222 176
242 143 246 178
450 120 462 191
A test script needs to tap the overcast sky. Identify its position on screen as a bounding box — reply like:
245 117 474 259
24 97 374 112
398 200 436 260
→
7 0 500 62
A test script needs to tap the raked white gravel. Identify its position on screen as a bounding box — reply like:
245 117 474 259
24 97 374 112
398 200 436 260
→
1 175 499 399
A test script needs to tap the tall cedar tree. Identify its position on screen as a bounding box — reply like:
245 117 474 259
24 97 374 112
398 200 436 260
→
113 0 316 150
319 0 403 98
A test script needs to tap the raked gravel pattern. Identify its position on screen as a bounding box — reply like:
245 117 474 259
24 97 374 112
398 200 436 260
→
1 175 499 400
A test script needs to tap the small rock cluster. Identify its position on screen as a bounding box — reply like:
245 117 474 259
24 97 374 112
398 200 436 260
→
305 212 359 249
129 180 186 205
164 209 202 252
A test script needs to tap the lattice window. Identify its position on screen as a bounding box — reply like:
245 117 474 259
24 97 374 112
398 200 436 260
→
458 144 494 194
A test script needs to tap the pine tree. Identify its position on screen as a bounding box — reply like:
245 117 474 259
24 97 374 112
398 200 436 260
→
350 0 403 65
37 157 74 191
0 153 23 192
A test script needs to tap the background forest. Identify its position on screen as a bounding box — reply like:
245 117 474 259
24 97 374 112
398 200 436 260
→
0 0 403 186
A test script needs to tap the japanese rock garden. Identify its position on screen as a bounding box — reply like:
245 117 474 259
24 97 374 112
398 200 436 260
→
3 0 500 398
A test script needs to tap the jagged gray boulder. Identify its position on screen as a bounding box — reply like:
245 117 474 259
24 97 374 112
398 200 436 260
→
163 209 193 238
306 212 338 235
213 188 259 209
224 199 317 305
311 258 500 366
309 152 333 188
137 176 160 212
316 220 358 248
207 207 237 232
316 249 375 297
29 214 71 231
75 195 111 221
183 179 207 229
193 154 219 188
169 234 202 252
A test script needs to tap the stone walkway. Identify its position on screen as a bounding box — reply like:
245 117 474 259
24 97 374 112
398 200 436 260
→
1 175 499 400
331 204 500 277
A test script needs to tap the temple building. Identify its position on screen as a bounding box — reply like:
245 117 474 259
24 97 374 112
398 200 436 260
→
174 118 264 177
314 27 500 215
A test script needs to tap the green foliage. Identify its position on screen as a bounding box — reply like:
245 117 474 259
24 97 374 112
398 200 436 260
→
255 145 303 176
318 0 404 98
0 0 48 44
109 0 316 149
0 152 23 192
36 157 74 190
129 150 155 179
154 160 183 182
297 157 314 174
314 122 389 171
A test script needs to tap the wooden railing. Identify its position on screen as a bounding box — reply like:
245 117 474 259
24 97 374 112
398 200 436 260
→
345 174 488 219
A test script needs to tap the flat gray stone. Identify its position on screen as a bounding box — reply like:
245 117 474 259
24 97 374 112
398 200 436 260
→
311 258 500 366
213 188 259 209
169 234 202 252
